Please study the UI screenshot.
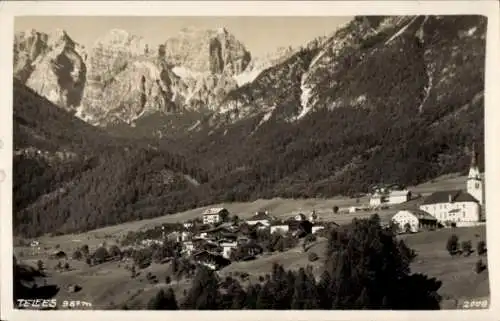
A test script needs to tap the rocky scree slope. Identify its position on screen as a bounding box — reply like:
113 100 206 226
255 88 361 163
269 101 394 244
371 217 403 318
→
13 27 253 129
171 15 486 200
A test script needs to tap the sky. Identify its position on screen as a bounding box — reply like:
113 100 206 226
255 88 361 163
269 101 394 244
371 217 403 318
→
14 16 352 57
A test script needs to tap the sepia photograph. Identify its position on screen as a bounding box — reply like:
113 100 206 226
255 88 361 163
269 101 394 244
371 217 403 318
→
1 1 499 320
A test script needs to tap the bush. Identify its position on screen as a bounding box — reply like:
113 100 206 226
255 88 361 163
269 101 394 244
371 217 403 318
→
461 240 473 256
72 250 83 261
36 260 44 271
477 240 487 256
308 252 319 262
475 259 486 274
446 234 459 256
109 245 122 258
165 275 171 284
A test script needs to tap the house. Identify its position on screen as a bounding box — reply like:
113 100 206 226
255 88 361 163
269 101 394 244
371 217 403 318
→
252 221 269 230
419 190 481 226
247 211 272 226
288 219 313 238
294 213 307 221
200 225 237 240
419 145 484 227
369 193 385 207
49 250 67 260
270 224 289 234
141 239 163 247
309 210 319 223
182 241 195 256
181 231 192 242
237 241 264 259
183 222 194 230
236 236 250 246
391 209 438 233
388 190 412 204
202 208 229 225
30 240 40 247
220 241 238 259
192 250 231 270
349 206 359 213
312 225 325 234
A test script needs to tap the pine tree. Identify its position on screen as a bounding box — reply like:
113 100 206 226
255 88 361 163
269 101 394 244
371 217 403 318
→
324 215 441 309
147 288 178 310
256 281 274 309
182 266 221 309
244 284 261 309
446 234 459 256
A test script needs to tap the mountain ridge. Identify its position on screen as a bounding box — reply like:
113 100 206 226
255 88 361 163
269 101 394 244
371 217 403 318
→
13 15 486 237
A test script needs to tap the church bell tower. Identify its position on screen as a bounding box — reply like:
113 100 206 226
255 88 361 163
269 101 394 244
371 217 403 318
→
466 143 484 205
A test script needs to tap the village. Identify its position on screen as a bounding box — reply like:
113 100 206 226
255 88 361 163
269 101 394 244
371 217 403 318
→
23 144 486 276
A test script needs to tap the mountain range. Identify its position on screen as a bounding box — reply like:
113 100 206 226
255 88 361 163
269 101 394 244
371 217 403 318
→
13 15 486 237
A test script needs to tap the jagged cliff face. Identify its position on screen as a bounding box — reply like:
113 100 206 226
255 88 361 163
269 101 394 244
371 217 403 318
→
14 27 252 126
163 27 251 75
14 16 485 136
13 15 487 236
14 29 87 111
213 15 485 129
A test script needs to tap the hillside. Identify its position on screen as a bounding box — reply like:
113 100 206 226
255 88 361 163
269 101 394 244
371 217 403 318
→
13 80 211 237
13 15 486 237
166 15 486 201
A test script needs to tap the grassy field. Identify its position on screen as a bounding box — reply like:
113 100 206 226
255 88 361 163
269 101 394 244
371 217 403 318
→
14 172 489 309
18 225 489 309
27 172 468 254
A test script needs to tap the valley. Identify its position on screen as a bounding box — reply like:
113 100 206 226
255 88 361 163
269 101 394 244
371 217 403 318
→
11 14 489 311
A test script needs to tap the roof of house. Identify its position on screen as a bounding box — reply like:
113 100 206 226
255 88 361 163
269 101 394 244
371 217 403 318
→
249 212 272 221
202 207 227 215
421 190 478 205
192 250 231 266
294 213 307 220
389 190 410 197
396 209 437 221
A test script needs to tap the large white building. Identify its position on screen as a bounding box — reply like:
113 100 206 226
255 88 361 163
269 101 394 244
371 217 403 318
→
247 211 272 226
419 145 484 226
387 190 411 205
202 208 229 225
391 209 438 233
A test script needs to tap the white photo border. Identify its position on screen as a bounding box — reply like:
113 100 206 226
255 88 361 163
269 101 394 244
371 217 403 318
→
1 1 499 321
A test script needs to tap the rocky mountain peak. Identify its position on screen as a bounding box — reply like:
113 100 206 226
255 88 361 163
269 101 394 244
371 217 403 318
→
163 26 251 76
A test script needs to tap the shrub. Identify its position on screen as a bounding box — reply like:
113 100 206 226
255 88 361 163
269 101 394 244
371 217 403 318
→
477 240 487 256
308 252 319 262
109 245 122 258
475 259 486 274
165 275 171 284
461 240 473 256
36 259 44 271
72 250 83 261
93 246 109 264
64 262 70 270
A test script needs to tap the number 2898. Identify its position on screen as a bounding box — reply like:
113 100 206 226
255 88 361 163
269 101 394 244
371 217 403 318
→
463 299 488 309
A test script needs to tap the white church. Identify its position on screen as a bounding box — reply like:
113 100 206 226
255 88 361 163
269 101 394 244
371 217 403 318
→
419 144 485 227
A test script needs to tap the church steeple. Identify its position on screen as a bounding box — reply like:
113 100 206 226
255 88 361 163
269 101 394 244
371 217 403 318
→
470 143 477 168
467 142 483 205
